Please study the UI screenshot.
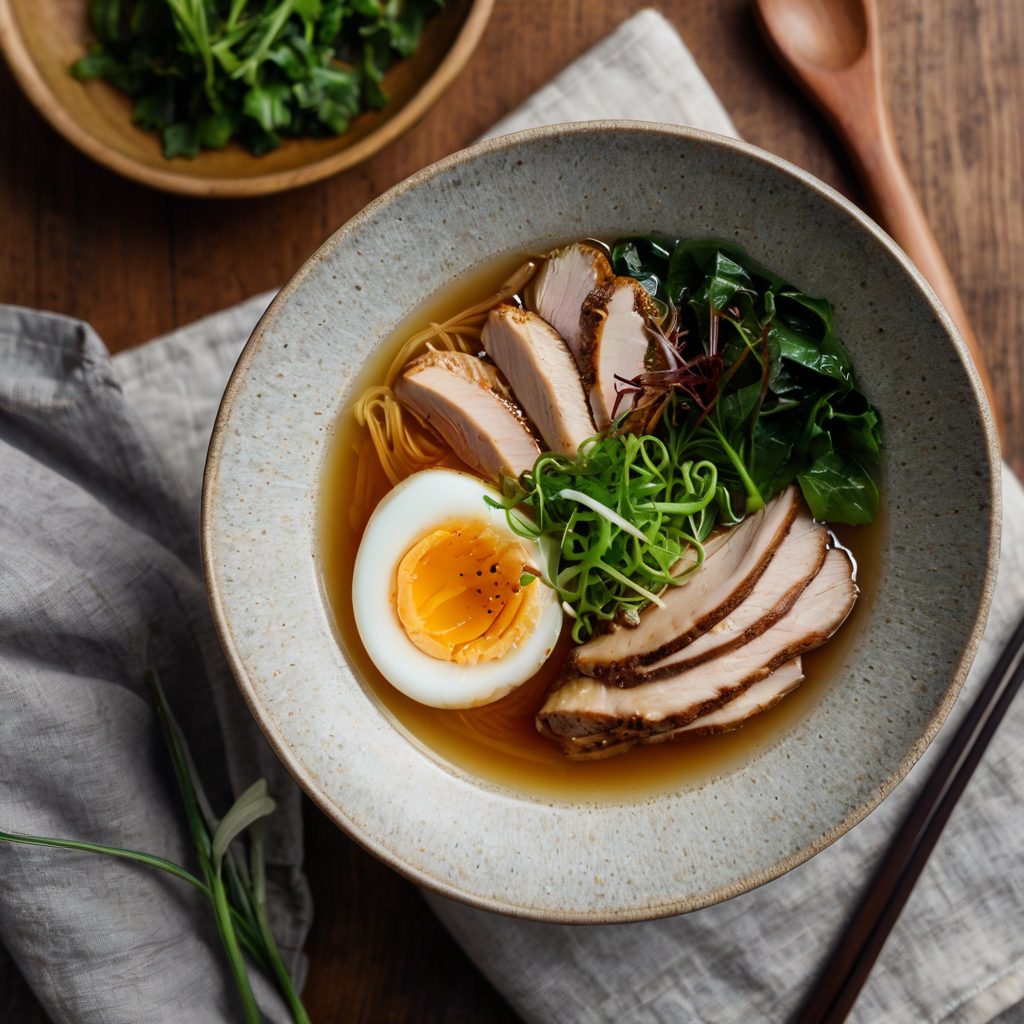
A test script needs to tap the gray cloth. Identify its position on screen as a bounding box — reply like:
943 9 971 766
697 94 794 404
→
479 8 736 142
1 9 1022 1024
0 299 307 1024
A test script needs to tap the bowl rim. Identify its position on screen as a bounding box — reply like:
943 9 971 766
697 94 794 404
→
201 120 1002 921
0 0 494 198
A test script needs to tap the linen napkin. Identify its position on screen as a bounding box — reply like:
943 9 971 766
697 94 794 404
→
1 9 1022 1024
0 298 299 1024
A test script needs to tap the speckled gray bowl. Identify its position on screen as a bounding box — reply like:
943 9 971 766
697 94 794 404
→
202 122 1000 922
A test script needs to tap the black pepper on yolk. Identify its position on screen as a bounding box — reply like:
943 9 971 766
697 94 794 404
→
394 518 542 664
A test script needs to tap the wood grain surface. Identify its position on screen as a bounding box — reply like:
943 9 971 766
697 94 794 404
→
2 1 1022 1021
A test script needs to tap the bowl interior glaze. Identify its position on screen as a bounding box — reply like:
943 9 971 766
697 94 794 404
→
202 122 999 922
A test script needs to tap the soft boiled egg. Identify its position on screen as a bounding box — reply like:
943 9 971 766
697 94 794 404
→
352 469 563 708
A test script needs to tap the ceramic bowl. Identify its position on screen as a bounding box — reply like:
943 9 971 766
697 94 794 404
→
0 0 492 197
202 122 1000 922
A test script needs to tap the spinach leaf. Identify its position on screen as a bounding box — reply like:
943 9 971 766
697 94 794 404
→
750 412 802 496
831 405 882 461
667 237 784 304
798 450 879 525
769 290 853 384
610 236 673 301
70 0 448 157
704 252 752 311
666 238 728 300
717 380 763 438
612 235 883 526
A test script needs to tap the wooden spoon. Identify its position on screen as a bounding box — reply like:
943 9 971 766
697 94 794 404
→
752 0 1002 439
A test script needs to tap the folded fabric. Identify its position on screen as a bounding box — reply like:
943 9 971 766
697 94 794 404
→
0 300 306 1024
2 8 1022 1024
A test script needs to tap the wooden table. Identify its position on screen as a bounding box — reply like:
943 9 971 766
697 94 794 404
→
2 1 1022 1020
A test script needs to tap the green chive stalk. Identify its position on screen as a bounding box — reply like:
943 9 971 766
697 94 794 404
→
0 671 310 1024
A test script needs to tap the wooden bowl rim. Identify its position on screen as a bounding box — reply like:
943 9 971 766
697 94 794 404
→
0 0 494 197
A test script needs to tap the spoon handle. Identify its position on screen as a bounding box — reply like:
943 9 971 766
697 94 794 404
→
753 0 1001 441
834 79 1000 431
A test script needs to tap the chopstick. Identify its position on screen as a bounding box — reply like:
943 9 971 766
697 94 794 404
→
792 608 1024 1024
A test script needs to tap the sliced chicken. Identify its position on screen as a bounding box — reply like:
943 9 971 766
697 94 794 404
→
579 277 660 428
558 659 806 759
573 486 800 678
627 508 828 683
671 658 804 738
539 546 857 757
481 304 596 457
527 243 613 362
394 350 540 482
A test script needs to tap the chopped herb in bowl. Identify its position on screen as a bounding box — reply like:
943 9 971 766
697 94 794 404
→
71 0 446 158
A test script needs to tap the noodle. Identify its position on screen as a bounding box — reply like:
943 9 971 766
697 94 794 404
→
351 260 539 491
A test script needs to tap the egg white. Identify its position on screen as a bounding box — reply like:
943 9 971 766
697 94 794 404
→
352 469 563 709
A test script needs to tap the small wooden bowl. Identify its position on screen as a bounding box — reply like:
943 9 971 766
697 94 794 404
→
0 0 493 197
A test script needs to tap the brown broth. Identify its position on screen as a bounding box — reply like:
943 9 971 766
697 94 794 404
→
317 258 884 802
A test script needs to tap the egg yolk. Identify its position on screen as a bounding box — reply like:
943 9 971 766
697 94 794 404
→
394 518 541 664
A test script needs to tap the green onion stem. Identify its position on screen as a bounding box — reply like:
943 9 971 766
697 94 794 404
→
250 833 311 1024
2 672 310 1022
0 829 268 967
555 488 647 543
496 440 720 640
706 421 764 513
0 829 205 890
147 672 300 1019
211 869 262 1024
598 562 667 607
253 902 309 1024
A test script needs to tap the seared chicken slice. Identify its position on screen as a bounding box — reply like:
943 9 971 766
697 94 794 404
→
572 487 800 678
671 658 804 738
482 304 596 457
395 350 540 482
528 242 613 362
539 547 857 757
562 659 806 758
628 508 828 682
579 277 660 429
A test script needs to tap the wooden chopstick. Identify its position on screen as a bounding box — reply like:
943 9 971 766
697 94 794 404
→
792 609 1024 1024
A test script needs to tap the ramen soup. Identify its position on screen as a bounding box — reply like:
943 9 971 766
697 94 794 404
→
319 239 883 798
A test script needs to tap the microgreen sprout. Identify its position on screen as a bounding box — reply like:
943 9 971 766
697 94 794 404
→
489 434 718 642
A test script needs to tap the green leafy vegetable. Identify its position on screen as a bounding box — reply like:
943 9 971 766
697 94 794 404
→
495 237 881 631
71 0 446 158
610 235 674 302
623 236 882 525
490 433 720 643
